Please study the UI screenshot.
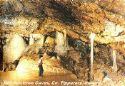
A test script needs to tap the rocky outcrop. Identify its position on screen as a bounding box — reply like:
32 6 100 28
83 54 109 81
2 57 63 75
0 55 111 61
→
16 54 69 75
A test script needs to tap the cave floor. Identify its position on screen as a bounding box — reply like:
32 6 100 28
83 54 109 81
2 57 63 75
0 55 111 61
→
0 71 76 81
0 71 78 86
1 63 125 86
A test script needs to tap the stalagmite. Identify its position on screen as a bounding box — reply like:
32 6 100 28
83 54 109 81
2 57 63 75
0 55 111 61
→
3 34 26 63
29 34 45 46
89 33 96 80
112 49 117 72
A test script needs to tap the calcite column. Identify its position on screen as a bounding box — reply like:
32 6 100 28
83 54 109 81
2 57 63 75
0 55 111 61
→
89 33 96 81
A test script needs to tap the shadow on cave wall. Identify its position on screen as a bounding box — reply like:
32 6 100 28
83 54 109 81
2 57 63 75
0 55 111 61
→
94 44 112 65
59 39 125 80
59 38 91 79
0 47 3 71
1 0 47 19
1 0 81 26
0 38 3 71
47 0 80 25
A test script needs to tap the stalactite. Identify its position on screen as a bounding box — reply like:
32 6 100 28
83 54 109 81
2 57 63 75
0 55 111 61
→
112 49 117 72
29 34 34 45
89 33 96 81
55 31 68 56
36 35 45 46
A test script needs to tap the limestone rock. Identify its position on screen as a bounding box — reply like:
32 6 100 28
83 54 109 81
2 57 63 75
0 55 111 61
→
12 16 39 32
29 34 45 46
16 57 38 74
98 0 125 16
16 55 68 74
103 21 124 37
45 36 55 47
3 34 26 63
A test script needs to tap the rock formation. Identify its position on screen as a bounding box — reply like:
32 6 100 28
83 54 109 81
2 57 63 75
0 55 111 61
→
1 0 125 80
3 34 26 63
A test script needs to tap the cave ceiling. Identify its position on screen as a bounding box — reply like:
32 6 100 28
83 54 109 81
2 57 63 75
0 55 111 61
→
0 0 125 54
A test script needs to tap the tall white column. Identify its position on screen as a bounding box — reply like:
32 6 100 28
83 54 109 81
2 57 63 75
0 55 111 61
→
89 33 96 80
112 49 117 72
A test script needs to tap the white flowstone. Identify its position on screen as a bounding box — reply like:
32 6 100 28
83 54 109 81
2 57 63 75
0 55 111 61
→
3 34 26 63
16 58 38 74
103 21 124 37
51 56 56 60
55 30 68 56
57 56 61 61
29 34 45 46
114 35 125 42
95 21 125 43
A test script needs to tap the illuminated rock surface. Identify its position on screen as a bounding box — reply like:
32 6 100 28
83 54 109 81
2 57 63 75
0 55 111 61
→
3 34 26 63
